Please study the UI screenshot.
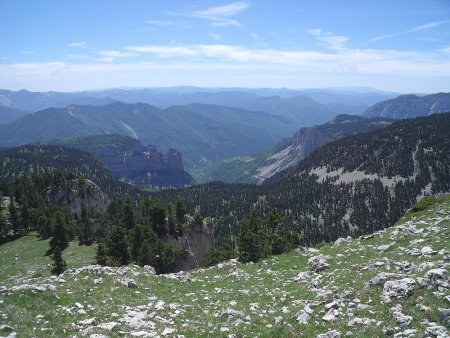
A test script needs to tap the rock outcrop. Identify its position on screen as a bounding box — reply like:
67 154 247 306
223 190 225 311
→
163 215 214 272
47 178 108 217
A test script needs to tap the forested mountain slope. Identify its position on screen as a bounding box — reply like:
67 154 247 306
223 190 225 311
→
0 145 140 198
364 92 450 119
0 101 299 169
155 113 450 247
195 114 394 184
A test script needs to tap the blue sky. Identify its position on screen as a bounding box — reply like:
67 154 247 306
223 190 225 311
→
1 0 449 92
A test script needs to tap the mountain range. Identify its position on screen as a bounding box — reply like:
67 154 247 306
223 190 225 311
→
0 101 332 170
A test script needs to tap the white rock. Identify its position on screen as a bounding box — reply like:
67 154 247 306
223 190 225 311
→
161 327 176 336
78 318 96 326
382 278 416 303
347 317 376 327
317 330 341 338
421 246 437 256
97 322 118 330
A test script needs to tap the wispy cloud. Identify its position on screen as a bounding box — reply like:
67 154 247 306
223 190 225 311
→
307 29 349 50
145 19 190 28
97 50 137 62
68 41 87 48
209 32 221 40
370 20 449 42
171 1 250 27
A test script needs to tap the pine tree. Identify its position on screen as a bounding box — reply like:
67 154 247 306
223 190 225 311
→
51 246 66 275
122 197 135 231
238 208 265 263
49 213 69 251
193 205 203 224
175 200 187 223
0 209 10 240
95 242 107 266
106 225 130 266
167 204 177 237
267 208 286 255
151 199 167 236
137 240 156 267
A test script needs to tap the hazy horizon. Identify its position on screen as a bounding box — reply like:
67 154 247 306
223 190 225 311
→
1 0 450 93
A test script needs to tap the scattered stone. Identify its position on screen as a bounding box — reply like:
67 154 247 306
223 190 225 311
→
377 244 391 252
78 318 96 326
425 324 449 337
391 305 412 327
421 246 437 256
161 327 176 335
347 317 376 327
97 322 118 330
308 255 331 273
317 329 341 338
94 278 103 285
382 278 416 303
393 329 417 337
274 316 284 325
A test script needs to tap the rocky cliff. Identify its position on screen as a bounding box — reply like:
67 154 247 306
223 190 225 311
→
163 215 214 272
56 134 195 189
364 92 450 119
47 178 109 217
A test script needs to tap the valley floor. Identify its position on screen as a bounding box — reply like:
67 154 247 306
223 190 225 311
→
0 196 449 337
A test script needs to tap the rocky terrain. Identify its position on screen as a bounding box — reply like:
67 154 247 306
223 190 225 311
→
0 195 448 337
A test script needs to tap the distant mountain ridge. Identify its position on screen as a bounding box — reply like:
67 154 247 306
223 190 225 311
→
0 101 326 169
194 114 395 183
54 134 194 189
363 92 450 118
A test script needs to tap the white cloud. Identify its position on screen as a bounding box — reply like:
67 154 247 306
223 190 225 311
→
307 29 349 50
370 20 449 42
97 50 137 62
69 41 87 48
441 46 450 53
126 45 197 57
145 19 190 28
209 32 221 40
172 1 250 27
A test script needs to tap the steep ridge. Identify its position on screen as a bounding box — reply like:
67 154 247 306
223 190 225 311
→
195 114 394 184
364 92 450 119
55 134 194 189
155 113 450 247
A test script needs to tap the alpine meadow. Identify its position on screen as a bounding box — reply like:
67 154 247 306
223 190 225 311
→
0 1 449 337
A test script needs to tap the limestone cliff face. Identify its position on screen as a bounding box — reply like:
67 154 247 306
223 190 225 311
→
164 215 214 272
96 143 193 189
47 178 109 217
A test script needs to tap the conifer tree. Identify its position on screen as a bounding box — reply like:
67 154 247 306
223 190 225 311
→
238 208 265 263
122 197 135 230
106 225 130 266
137 240 156 267
167 204 177 237
51 246 66 275
96 242 107 266
175 200 187 223
193 205 203 224
267 208 286 255
0 209 9 240
49 213 69 251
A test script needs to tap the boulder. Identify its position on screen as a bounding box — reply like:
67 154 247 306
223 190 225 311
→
382 278 416 303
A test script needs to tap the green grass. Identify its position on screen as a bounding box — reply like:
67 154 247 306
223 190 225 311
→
1 196 449 337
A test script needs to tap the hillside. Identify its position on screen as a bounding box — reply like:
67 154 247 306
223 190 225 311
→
0 101 302 170
364 92 450 119
194 114 394 184
0 195 448 337
0 145 140 198
156 113 450 247
54 134 194 189
0 106 28 125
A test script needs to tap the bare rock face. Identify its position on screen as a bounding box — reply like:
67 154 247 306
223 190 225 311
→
164 215 214 272
98 144 194 189
47 178 108 217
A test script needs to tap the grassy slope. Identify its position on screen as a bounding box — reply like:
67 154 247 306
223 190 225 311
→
0 196 449 337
